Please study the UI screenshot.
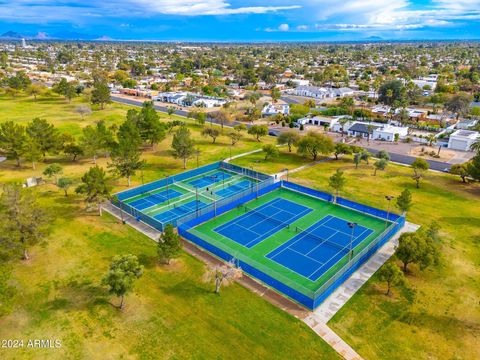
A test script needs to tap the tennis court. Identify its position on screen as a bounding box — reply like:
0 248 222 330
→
116 162 266 230
154 200 209 223
180 182 404 309
214 198 312 248
266 215 373 281
128 189 183 211
188 171 232 188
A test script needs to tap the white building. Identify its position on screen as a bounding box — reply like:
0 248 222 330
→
373 125 409 142
287 85 355 99
448 130 479 151
262 103 289 116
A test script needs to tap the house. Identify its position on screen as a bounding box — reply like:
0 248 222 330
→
456 119 478 130
289 85 355 99
448 130 479 151
373 125 409 142
262 103 289 117
347 122 381 138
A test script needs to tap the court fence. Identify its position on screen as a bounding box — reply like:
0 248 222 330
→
111 161 274 233
178 180 406 309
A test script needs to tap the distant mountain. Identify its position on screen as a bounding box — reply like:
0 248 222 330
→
0 31 24 39
365 36 384 41
50 31 100 40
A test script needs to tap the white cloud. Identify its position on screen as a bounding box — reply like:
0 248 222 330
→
278 23 290 31
0 0 301 22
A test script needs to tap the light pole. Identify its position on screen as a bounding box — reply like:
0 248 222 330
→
385 195 394 229
165 175 170 204
251 165 259 198
347 222 357 261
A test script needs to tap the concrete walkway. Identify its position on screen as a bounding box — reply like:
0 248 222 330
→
301 221 419 360
103 193 419 360
274 156 335 180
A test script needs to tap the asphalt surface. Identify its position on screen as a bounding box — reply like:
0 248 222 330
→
111 95 452 172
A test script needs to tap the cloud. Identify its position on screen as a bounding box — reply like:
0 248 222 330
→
278 23 289 31
0 0 301 23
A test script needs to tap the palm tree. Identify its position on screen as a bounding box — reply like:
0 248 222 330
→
470 137 480 153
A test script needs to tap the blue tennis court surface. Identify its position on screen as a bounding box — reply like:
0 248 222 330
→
153 200 208 223
128 189 182 211
188 171 232 188
215 180 253 198
214 198 312 248
266 215 373 281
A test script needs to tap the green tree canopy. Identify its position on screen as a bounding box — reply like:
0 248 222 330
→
157 224 182 264
296 132 334 160
377 261 405 295
102 254 143 310
277 130 299 152
171 126 195 169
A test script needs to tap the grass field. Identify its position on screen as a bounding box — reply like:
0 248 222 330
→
189 187 387 297
288 158 480 360
0 94 274 186
0 94 339 359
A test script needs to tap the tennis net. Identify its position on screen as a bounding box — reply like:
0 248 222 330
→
295 226 350 254
242 205 290 229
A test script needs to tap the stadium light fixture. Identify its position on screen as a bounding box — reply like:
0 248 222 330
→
347 222 357 261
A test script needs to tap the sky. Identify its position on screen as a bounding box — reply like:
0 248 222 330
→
0 0 479 41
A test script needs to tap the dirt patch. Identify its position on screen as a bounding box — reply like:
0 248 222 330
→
409 145 455 161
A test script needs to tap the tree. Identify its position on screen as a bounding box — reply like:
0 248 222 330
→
80 121 114 163
201 127 220 144
296 132 334 161
373 159 388 176
157 224 182 264
75 104 92 120
0 121 26 166
247 125 268 142
395 231 438 272
411 158 430 188
7 71 31 91
377 150 390 161
450 163 469 183
378 80 405 105
102 254 143 310
75 166 112 215
57 177 74 196
109 120 144 187
22 135 42 169
377 261 405 296
271 87 281 103
167 106 176 117
263 144 279 160
91 80 111 109
396 189 413 215
470 137 480 153
467 153 480 180
333 143 352 160
27 83 44 100
63 143 84 161
133 102 166 148
227 131 242 145
353 152 362 169
277 130 299 152
329 169 346 202
0 184 49 260
43 163 63 184
445 93 472 120
233 124 247 133
26 118 61 159
202 258 242 294
172 126 195 169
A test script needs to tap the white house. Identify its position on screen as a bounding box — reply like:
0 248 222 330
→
373 125 409 142
262 103 289 116
287 85 355 99
448 130 479 151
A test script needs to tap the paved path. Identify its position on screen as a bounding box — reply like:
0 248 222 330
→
274 156 335 180
302 221 419 360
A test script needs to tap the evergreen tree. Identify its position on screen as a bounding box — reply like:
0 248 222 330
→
157 224 182 264
171 126 195 169
0 121 26 166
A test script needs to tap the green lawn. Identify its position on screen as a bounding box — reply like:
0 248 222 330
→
289 157 480 360
190 187 387 296
0 94 274 188
0 94 339 359
231 147 313 175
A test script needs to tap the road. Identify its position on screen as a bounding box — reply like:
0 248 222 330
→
111 95 452 171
